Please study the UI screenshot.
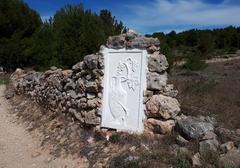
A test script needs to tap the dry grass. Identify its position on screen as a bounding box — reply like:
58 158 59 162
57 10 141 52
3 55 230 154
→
170 59 240 129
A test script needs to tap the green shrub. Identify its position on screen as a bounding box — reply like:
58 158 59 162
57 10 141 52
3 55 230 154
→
184 55 207 71
175 157 191 168
109 133 121 143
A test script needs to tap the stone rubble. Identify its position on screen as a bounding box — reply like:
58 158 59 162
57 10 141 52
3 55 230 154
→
11 32 180 133
8 32 240 167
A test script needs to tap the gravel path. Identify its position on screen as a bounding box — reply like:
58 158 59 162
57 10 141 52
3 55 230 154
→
0 85 83 168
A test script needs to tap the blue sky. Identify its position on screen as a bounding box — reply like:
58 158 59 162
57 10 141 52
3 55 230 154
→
23 0 240 34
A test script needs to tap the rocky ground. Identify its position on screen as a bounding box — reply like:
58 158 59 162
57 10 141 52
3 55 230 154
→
2 81 240 167
0 85 84 168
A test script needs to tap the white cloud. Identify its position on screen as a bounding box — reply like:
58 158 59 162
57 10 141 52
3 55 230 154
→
122 0 240 33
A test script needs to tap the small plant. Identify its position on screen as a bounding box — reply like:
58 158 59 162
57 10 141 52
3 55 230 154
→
48 114 56 121
109 133 121 143
184 55 207 71
0 74 10 85
175 157 191 168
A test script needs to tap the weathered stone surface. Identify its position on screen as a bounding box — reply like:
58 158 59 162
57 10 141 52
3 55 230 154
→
69 108 84 123
199 139 219 157
87 98 100 108
192 153 202 167
87 93 96 99
10 32 177 132
147 45 160 54
176 135 189 146
50 66 57 71
202 131 218 141
177 116 214 140
161 84 178 98
107 35 126 49
62 70 73 78
84 110 100 125
145 118 175 134
220 141 235 153
147 72 167 91
86 82 98 93
215 127 240 145
4 90 14 99
72 62 85 72
10 68 25 81
219 149 240 168
83 54 99 70
148 52 168 73
145 94 180 119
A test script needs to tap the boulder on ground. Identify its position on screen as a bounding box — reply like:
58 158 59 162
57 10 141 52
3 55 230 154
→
145 118 175 134
220 141 236 153
219 149 240 168
177 116 214 140
199 139 219 157
145 94 180 119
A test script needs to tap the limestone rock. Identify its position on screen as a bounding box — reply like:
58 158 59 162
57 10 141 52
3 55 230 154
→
202 131 218 141
72 62 85 72
147 72 167 91
219 149 240 168
50 66 57 71
177 116 214 140
192 153 202 167
4 90 14 99
130 36 160 49
215 127 240 145
69 108 84 123
161 84 178 98
199 139 219 157
84 110 100 125
148 52 168 73
83 54 99 70
176 135 189 146
145 118 175 134
62 70 73 78
87 98 100 108
147 45 160 54
68 90 78 99
86 82 98 93
107 35 126 49
76 79 85 93
220 141 235 153
145 94 180 119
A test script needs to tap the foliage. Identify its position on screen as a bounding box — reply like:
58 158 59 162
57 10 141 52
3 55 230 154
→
175 157 191 168
149 26 240 71
109 133 121 143
0 0 41 70
0 0 126 71
184 54 207 71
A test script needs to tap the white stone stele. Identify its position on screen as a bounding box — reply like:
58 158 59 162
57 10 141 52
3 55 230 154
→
101 47 147 133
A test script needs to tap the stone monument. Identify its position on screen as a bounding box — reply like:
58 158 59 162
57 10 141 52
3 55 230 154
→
12 31 181 134
101 48 147 132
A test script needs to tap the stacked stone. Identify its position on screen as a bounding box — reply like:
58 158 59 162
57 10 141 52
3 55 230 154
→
106 31 181 134
12 31 181 133
13 53 104 126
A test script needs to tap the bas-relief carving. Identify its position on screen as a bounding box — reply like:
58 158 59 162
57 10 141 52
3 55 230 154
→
101 48 147 132
109 58 140 126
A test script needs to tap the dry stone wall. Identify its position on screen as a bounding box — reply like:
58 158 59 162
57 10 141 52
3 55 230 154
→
12 31 181 134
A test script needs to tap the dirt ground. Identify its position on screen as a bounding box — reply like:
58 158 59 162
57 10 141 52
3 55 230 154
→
0 85 87 168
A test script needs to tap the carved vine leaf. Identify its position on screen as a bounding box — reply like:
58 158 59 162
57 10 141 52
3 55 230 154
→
116 57 140 91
